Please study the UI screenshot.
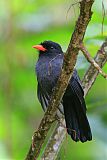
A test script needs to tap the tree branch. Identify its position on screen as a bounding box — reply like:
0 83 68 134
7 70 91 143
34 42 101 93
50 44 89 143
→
82 40 107 95
41 40 107 160
25 0 94 159
80 43 107 79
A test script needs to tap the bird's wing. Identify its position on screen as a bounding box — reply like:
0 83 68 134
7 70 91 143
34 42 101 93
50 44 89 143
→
37 82 50 111
62 73 92 142
37 82 64 115
71 70 86 112
72 69 84 95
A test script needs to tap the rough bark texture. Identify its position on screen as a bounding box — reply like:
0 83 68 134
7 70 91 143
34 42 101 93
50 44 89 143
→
25 1 94 159
41 40 107 160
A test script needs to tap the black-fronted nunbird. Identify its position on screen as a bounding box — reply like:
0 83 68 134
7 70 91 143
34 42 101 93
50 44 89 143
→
33 40 92 142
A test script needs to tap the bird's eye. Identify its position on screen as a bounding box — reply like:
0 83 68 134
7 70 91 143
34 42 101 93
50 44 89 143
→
50 46 54 49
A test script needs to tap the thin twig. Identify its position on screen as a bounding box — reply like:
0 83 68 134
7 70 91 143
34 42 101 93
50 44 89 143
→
82 40 107 95
79 43 107 79
66 1 81 20
102 0 105 35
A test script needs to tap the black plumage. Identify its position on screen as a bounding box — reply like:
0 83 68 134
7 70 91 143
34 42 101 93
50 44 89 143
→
33 40 92 142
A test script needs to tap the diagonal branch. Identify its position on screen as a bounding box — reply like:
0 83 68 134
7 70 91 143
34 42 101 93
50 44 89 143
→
41 40 107 160
80 43 107 79
25 1 94 159
82 40 107 95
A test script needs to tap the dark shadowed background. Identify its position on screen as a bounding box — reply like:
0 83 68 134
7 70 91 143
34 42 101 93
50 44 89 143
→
0 0 107 159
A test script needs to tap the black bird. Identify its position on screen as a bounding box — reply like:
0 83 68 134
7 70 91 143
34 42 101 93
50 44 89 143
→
33 40 92 142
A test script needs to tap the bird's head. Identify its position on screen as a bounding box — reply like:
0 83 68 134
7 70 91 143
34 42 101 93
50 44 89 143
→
33 40 63 56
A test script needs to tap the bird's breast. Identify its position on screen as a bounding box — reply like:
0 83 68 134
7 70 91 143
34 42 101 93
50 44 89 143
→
36 57 63 92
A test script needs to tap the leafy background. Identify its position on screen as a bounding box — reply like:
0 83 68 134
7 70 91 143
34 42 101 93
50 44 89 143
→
0 0 107 159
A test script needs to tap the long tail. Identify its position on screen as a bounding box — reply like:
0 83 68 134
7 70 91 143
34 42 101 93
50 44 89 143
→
63 94 92 142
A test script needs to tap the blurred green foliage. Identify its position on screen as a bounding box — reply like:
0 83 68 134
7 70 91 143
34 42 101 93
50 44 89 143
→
0 0 107 159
